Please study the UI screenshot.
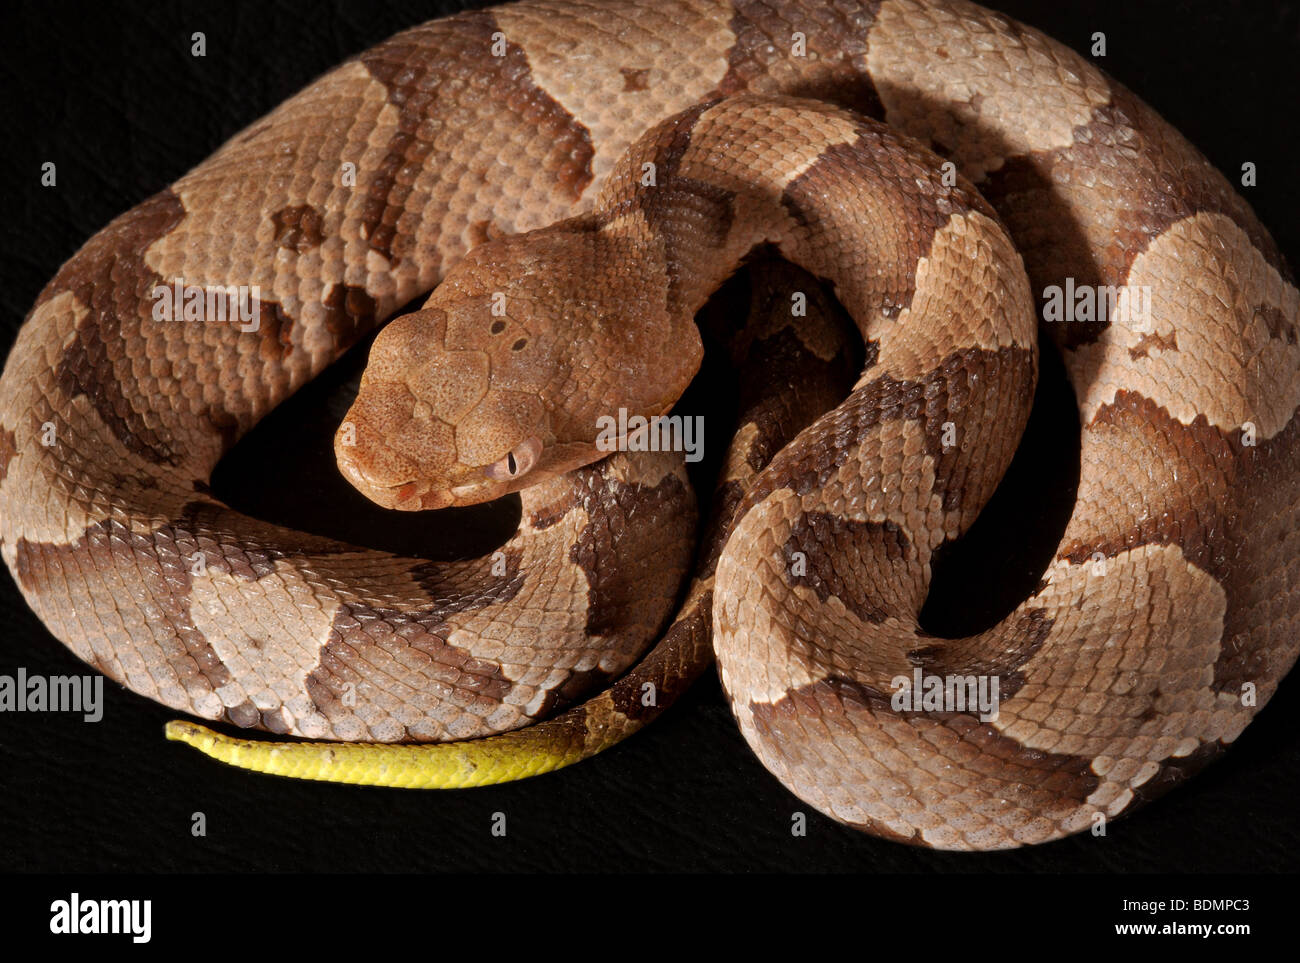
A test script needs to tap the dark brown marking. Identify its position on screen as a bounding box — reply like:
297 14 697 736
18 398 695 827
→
490 320 507 334
696 480 745 582
167 499 360 583
1059 392 1300 694
530 662 619 721
270 204 325 253
570 468 694 638
1130 740 1223 808
0 426 16 485
248 296 296 368
609 594 713 722
748 674 1102 827
744 346 1036 523
320 282 378 353
55 325 179 465
511 338 527 351
783 512 912 624
258 706 294 734
982 86 1292 350
407 547 524 601
527 488 580 531
907 607 1055 701
739 325 858 476
620 67 651 92
1259 303 1298 345
359 11 595 263
47 190 187 464
1127 329 1178 360
12 515 242 714
694 260 858 581
227 700 261 729
1060 393 1238 573
644 99 716 186
779 121 997 321
713 0 885 121
305 599 517 733
36 190 184 312
631 99 738 311
303 548 527 733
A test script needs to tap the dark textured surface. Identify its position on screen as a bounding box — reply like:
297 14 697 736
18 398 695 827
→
1 0 1298 872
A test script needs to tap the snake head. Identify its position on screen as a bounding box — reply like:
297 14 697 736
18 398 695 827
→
336 226 702 510
335 302 562 510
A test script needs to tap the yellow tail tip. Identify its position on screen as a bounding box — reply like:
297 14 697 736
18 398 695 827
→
162 717 594 788
164 719 215 747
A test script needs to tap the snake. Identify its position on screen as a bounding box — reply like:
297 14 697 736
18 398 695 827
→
2 0 1297 851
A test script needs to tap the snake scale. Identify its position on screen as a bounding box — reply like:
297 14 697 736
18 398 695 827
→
2 0 1297 851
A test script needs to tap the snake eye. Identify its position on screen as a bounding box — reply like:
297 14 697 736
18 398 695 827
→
483 436 543 481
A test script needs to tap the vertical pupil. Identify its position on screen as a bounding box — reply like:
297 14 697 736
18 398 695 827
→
507 451 518 475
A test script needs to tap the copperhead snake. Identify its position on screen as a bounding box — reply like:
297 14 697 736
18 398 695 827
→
2 0 1297 852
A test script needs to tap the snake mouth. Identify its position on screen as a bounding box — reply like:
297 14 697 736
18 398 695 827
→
335 455 454 511
374 478 466 511
389 481 456 511
367 481 458 511
380 480 504 511
340 463 503 512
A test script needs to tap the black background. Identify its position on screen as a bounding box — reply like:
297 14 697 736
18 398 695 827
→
1 0 1297 874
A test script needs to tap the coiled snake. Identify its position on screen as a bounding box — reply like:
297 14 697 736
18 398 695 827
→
2 0 1297 850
